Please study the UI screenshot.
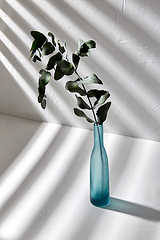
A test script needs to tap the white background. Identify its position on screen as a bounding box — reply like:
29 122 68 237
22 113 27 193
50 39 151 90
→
0 0 160 239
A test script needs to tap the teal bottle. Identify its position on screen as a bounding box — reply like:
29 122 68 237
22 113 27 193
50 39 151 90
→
90 124 110 207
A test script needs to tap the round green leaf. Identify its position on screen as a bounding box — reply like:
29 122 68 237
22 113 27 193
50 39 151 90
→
75 95 91 109
58 40 65 54
31 31 47 47
48 32 56 46
29 50 36 60
85 40 96 49
39 69 46 74
96 102 111 125
38 80 45 94
54 65 64 80
72 53 80 69
77 39 85 51
33 55 41 62
57 60 74 76
79 42 90 57
30 40 39 52
40 71 51 85
46 52 62 70
87 89 105 98
65 81 86 96
41 42 55 56
38 94 44 103
81 74 103 85
74 108 94 123
76 39 90 57
93 91 110 109
41 98 46 109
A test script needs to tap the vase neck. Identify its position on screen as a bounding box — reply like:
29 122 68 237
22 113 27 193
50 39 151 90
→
93 124 104 146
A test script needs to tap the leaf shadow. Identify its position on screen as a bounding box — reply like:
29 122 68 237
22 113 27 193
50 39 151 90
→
102 197 160 221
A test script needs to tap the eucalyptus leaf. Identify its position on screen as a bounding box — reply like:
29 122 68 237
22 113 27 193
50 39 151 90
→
75 95 91 109
33 55 41 62
77 39 85 51
38 80 45 94
57 60 74 75
72 53 80 69
31 31 47 48
39 69 46 74
46 52 62 70
85 40 96 49
93 91 110 109
65 80 86 96
79 42 90 57
37 49 41 58
40 70 51 85
96 102 111 125
76 39 89 57
29 50 36 59
30 40 38 59
48 32 56 46
41 98 46 109
87 89 110 108
30 40 39 52
64 42 69 60
41 42 55 56
76 39 96 57
58 40 65 54
54 64 64 80
87 89 105 98
74 108 94 123
81 74 103 85
38 93 44 103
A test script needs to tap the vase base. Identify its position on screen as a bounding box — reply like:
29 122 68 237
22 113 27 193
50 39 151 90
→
90 197 110 207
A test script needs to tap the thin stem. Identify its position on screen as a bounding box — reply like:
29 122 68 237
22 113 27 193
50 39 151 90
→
75 69 98 125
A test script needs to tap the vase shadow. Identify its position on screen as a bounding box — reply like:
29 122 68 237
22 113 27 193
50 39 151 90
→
102 197 160 221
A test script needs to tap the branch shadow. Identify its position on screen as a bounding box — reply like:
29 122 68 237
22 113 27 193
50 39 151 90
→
102 197 160 222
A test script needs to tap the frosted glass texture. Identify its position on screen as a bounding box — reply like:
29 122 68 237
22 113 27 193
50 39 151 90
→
90 124 110 207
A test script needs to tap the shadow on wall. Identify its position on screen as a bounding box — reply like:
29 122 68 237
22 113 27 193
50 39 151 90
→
103 197 160 222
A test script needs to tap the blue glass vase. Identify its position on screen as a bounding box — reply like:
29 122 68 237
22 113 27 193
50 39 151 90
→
90 124 110 207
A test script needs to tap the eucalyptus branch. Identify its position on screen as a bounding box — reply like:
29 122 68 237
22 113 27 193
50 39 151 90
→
74 69 98 125
29 31 111 125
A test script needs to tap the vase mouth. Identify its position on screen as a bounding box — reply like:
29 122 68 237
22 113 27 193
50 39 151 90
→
94 123 103 127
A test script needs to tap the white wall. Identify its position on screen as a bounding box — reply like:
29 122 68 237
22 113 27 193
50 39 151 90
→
0 0 160 141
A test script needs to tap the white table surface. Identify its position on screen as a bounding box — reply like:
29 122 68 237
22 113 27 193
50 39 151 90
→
0 114 160 240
